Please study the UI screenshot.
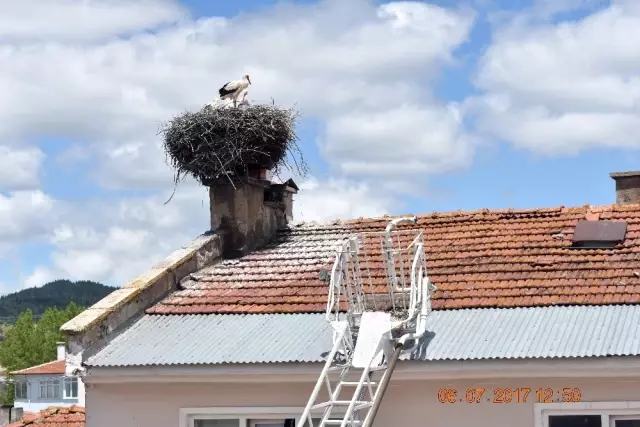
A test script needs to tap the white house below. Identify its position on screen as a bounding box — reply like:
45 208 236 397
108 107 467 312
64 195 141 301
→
11 342 85 413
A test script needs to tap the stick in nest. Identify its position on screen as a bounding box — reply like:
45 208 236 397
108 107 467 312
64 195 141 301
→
159 103 308 201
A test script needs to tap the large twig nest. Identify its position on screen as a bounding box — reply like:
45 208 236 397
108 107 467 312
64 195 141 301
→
161 103 306 187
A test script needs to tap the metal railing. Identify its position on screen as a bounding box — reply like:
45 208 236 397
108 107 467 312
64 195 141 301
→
325 216 433 332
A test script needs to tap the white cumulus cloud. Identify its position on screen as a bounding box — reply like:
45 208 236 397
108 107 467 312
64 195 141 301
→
8 0 477 289
294 177 396 222
0 191 55 243
0 0 186 42
469 0 640 155
0 146 44 191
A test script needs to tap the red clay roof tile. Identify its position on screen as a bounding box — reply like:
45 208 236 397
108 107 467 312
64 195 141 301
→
11 360 65 375
8 405 85 427
146 204 640 314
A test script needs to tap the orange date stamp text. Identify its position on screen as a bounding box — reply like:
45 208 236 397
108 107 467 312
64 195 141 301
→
437 387 582 404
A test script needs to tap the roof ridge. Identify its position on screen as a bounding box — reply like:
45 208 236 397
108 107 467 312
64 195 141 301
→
289 202 640 228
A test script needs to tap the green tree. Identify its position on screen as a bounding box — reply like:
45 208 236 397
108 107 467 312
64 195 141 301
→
0 310 39 373
0 279 113 324
0 302 84 404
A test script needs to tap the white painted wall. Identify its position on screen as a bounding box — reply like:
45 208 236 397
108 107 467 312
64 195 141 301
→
78 373 86 407
13 374 84 413
86 376 640 427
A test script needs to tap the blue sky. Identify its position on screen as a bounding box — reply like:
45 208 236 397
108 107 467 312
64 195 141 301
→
187 0 636 212
0 0 638 293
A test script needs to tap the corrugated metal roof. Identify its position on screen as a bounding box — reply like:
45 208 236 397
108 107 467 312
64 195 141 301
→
85 305 640 367
85 313 333 367
410 305 640 361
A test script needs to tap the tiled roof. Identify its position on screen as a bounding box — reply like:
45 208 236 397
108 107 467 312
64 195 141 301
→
86 305 640 367
146 204 640 315
8 405 85 427
11 360 65 375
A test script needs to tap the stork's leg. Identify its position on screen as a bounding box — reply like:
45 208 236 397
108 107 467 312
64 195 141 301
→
238 89 249 107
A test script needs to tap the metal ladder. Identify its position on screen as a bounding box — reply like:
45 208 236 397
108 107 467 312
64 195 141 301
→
298 318 399 427
299 217 435 427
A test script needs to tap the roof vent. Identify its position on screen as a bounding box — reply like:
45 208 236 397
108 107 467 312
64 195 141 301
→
571 220 627 248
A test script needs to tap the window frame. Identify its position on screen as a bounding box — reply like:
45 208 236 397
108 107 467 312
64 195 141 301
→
62 377 78 399
609 415 640 427
179 407 340 427
38 378 61 400
248 419 293 427
14 380 27 400
535 402 640 427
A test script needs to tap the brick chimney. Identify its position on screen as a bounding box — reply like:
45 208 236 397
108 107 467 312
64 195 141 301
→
610 171 640 205
207 175 298 257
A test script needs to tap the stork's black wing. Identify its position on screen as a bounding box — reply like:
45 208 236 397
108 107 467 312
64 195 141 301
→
218 81 235 97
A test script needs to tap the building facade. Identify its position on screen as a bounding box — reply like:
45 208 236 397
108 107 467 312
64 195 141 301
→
12 342 85 413
61 171 640 427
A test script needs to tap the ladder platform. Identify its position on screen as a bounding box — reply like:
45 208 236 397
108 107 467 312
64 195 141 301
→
299 218 430 427
351 311 392 368
361 292 414 312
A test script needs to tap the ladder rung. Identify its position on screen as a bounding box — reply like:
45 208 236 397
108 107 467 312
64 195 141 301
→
324 421 362 425
334 401 371 406
340 381 378 387
354 402 373 411
312 401 370 410
327 364 387 373
311 402 332 410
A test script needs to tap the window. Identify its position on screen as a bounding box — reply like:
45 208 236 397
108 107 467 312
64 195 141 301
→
195 422 240 427
181 408 325 427
14 381 27 400
611 417 640 427
192 418 299 427
39 379 61 399
536 402 640 427
63 377 78 399
249 420 297 427
549 415 602 427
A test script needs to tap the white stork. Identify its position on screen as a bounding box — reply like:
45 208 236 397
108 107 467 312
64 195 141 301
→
218 73 251 107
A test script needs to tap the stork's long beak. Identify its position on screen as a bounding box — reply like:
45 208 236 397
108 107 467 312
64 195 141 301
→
247 76 251 85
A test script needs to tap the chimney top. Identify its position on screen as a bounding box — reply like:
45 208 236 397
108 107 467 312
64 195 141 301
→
610 171 640 205
610 170 640 179
56 341 66 361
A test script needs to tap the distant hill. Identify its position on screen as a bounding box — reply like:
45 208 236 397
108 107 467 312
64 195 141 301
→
0 279 116 324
